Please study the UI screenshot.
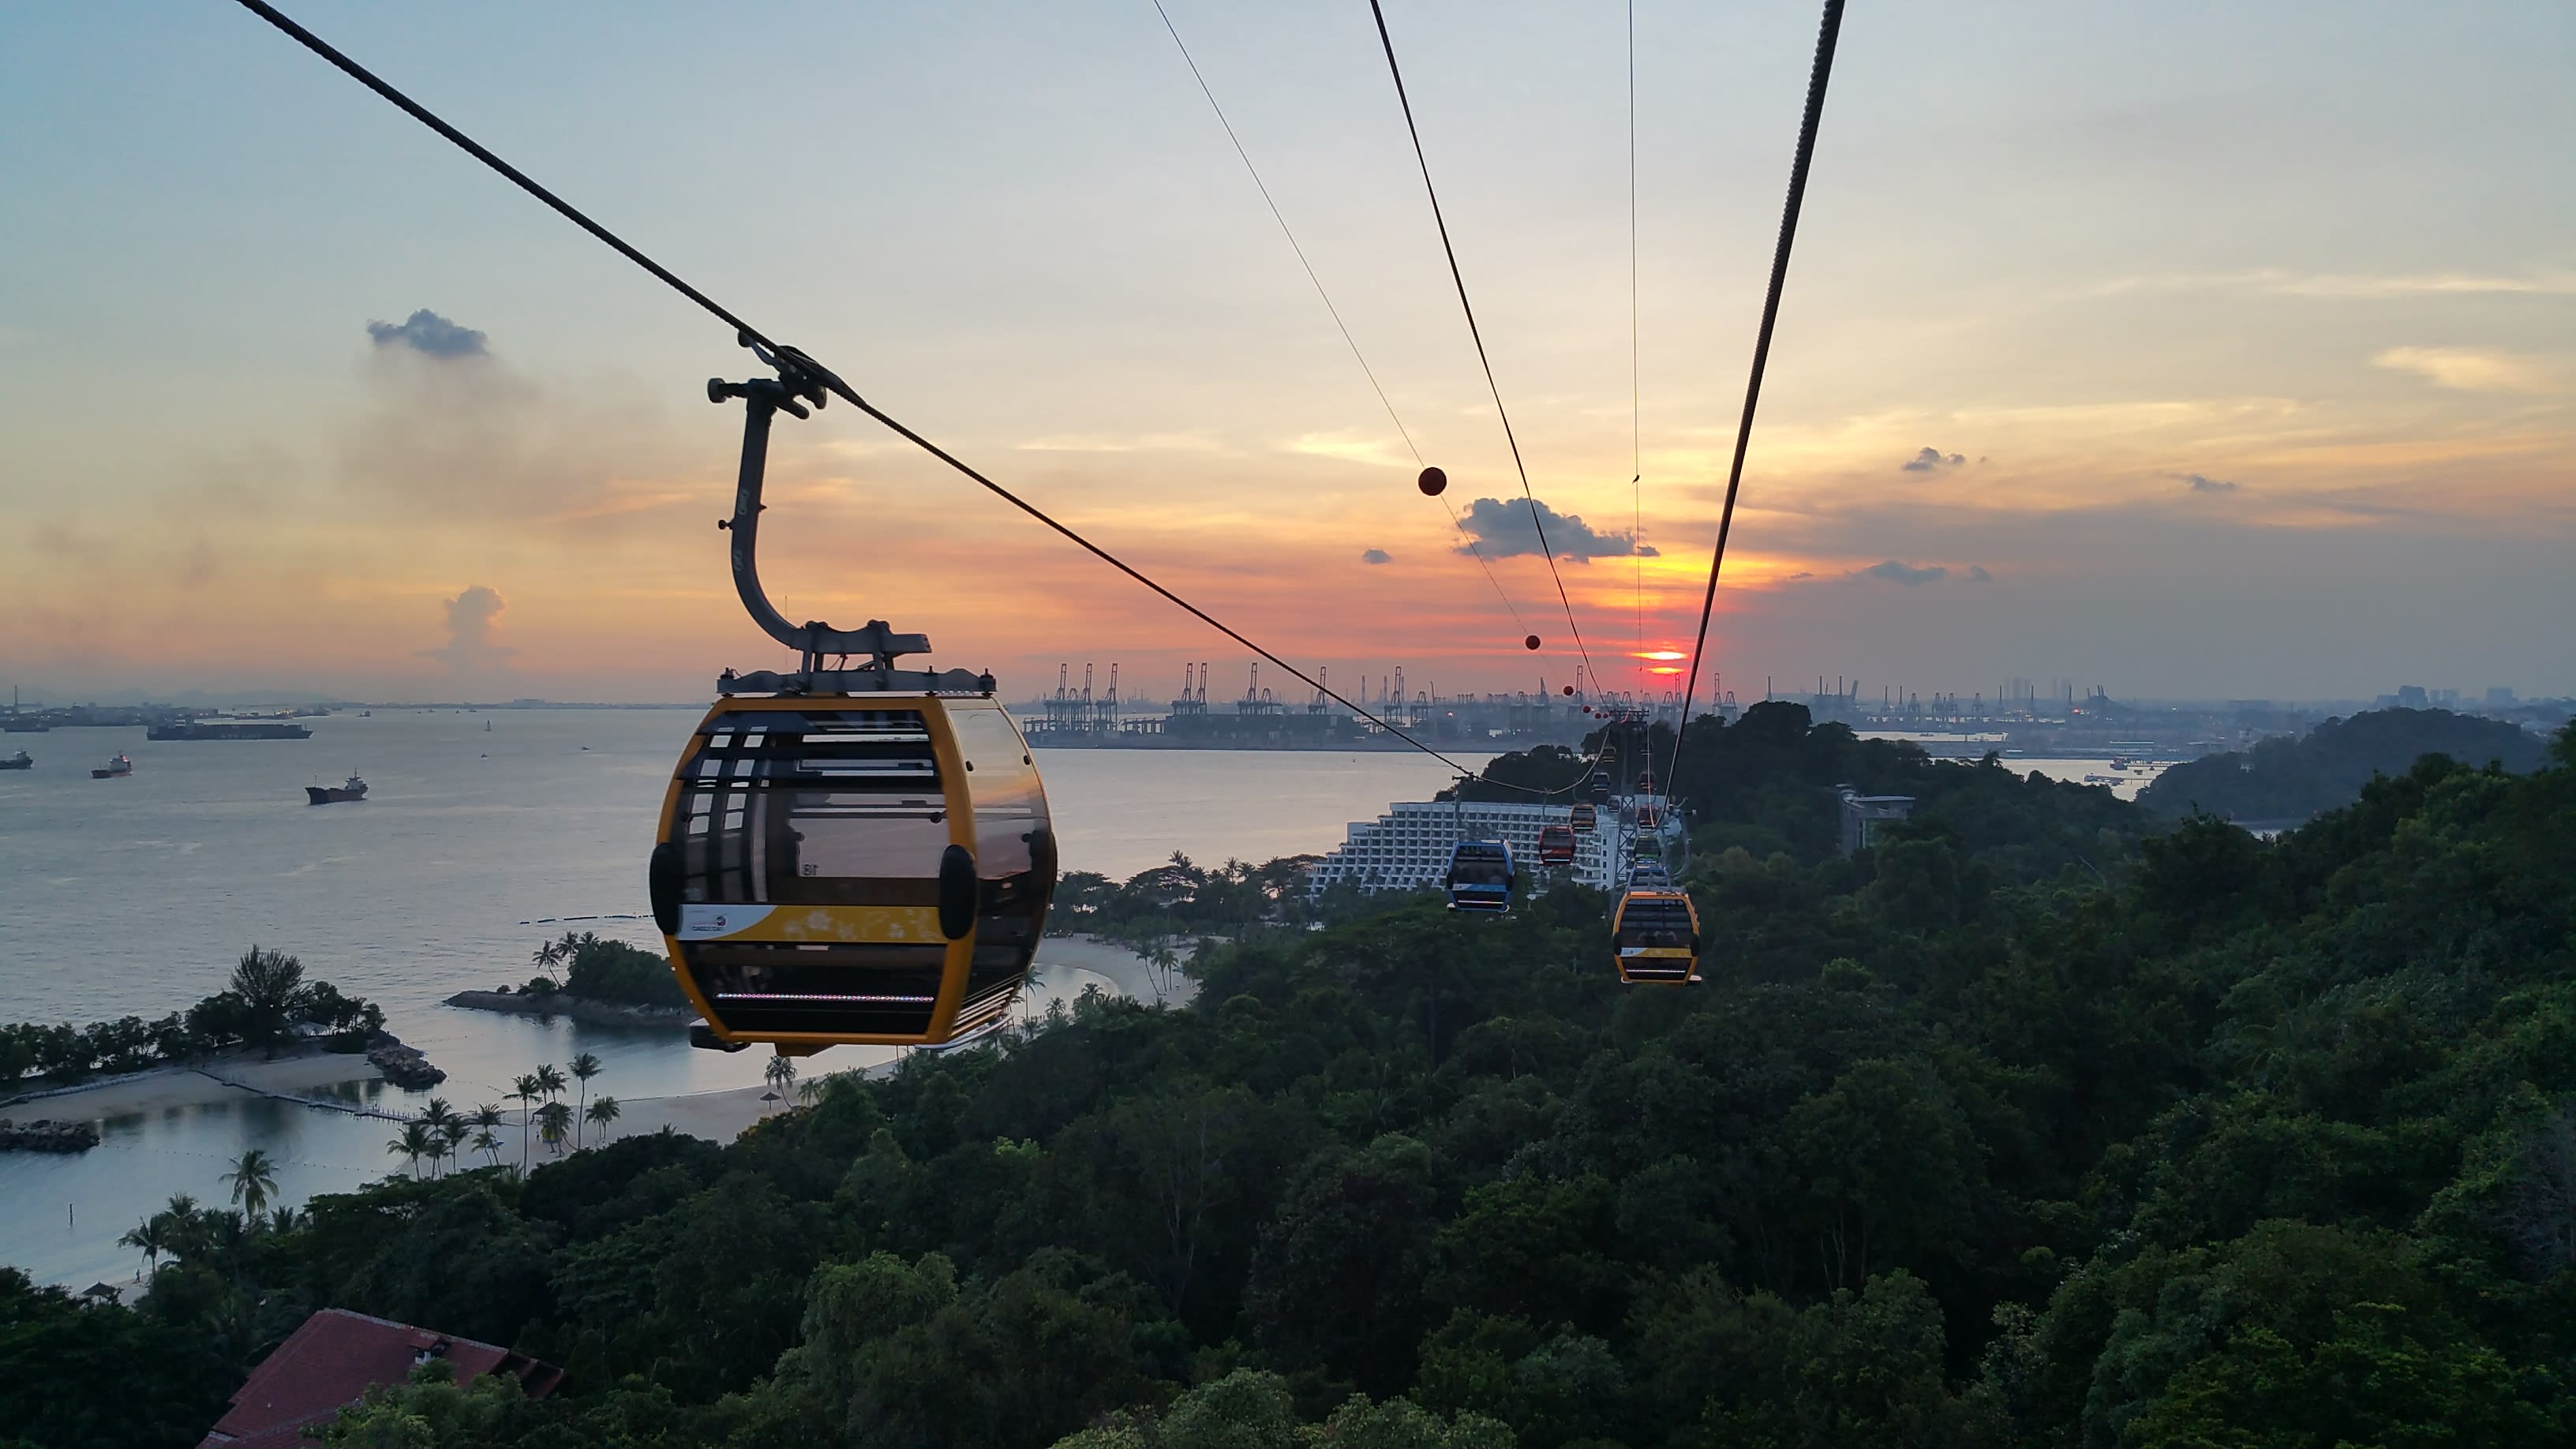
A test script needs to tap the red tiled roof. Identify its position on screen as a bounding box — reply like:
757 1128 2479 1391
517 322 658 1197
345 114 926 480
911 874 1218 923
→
197 1308 560 1449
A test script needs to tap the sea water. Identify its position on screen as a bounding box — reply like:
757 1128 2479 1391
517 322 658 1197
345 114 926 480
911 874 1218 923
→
0 708 1479 1284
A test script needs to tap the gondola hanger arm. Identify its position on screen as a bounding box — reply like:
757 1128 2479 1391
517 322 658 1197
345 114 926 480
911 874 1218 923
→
707 344 990 695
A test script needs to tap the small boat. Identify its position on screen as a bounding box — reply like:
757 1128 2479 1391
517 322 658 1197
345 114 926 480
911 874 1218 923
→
92 754 133 779
305 774 368 805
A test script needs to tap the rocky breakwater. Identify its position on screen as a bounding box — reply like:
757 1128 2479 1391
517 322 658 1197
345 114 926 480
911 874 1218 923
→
446 989 696 1029
365 1033 446 1090
0 1117 101 1152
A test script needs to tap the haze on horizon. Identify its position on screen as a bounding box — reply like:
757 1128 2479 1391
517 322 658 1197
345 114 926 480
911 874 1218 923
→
2 2 2568 709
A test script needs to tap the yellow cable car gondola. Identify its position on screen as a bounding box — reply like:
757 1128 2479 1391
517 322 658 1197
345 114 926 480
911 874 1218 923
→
1611 887 1701 985
648 344 1057 1051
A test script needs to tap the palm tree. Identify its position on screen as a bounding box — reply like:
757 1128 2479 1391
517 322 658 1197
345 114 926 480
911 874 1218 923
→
118 1215 170 1279
511 1073 541 1173
534 1100 573 1155
221 1148 280 1221
266 1204 302 1235
568 1052 602 1149
470 1104 505 1167
530 939 564 983
388 1120 436 1178
583 1096 620 1145
535 1062 567 1109
763 1054 797 1111
204 1209 249 1267
159 1196 212 1266
797 1076 825 1110
418 1100 457 1178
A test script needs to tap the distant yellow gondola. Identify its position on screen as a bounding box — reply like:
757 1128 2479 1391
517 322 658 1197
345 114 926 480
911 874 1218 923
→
1612 888 1701 984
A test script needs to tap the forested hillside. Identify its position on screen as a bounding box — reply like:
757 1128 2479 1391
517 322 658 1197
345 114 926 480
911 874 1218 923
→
2140 706 2548 822
10 716 2573 1448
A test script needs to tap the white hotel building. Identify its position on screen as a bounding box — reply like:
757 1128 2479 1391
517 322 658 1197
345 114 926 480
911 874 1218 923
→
1305 799 1662 896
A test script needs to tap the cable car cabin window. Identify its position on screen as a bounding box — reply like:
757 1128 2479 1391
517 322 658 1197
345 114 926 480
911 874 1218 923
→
949 702 1046 882
674 710 948 908
945 700 1055 1029
1617 899 1695 949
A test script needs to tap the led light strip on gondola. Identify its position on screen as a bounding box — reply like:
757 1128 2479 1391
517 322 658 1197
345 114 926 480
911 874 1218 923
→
716 994 940 1006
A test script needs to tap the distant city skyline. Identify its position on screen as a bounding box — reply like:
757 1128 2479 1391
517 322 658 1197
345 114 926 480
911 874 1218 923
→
2 2 2570 702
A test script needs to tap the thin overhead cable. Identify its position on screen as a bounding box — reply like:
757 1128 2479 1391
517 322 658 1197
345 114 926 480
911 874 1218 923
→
1365 0 1599 691
1154 2 1413 461
227 0 1580 791
1148 0 1530 636
1627 0 1644 683
1666 0 1848 782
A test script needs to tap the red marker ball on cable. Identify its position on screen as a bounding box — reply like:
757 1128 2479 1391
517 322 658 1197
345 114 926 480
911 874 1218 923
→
1417 466 1447 497
1525 635 1541 651
1562 685 1574 696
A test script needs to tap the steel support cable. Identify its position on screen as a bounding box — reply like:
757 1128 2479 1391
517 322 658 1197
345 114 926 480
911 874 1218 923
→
229 0 1598 794
1664 0 1847 788
1627 0 1644 687
1148 0 1529 636
1365 0 1598 691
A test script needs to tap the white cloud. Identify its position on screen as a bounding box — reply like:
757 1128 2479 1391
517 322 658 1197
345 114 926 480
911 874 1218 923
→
1017 432 1219 453
2373 346 2555 394
1283 433 1408 469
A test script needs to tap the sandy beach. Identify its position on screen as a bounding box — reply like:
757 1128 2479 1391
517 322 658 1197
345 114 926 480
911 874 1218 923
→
2 1047 389 1126
1037 933 1204 1008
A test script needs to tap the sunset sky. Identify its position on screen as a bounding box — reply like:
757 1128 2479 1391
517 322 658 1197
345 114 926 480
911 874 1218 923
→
2 2 2568 706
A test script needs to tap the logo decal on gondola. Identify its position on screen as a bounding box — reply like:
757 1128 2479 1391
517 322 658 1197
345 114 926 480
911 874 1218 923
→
677 904 774 940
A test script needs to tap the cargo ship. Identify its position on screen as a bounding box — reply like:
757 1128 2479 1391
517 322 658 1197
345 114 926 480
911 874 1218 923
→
305 774 368 805
148 720 313 741
92 754 133 778
1 750 30 769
